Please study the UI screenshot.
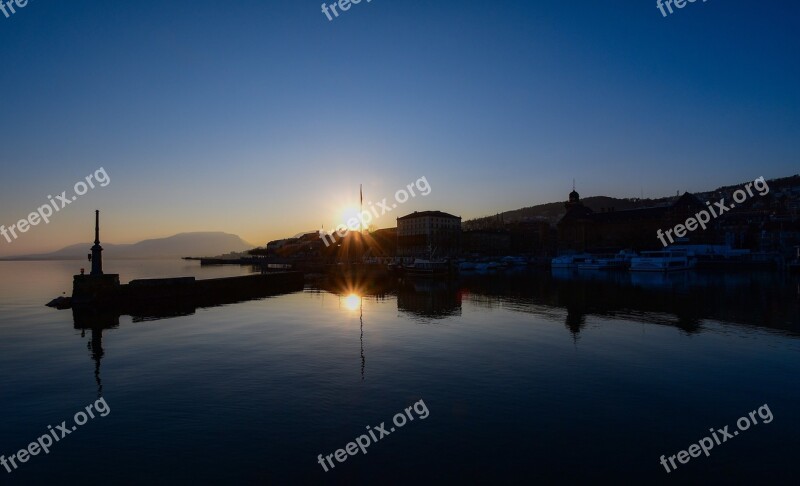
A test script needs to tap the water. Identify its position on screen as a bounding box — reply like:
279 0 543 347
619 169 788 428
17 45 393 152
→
0 261 798 484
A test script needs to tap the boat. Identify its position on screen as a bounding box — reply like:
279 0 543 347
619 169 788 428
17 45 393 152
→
551 253 593 269
403 259 454 277
789 246 800 273
578 257 626 270
475 261 504 271
630 250 691 272
458 261 477 271
577 250 637 270
500 256 528 266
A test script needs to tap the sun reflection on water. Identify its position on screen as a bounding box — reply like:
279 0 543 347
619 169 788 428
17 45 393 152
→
344 293 361 311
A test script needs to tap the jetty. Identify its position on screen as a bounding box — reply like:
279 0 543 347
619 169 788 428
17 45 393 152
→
49 211 304 310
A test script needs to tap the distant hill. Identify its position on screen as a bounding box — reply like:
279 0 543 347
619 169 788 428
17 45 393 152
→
463 174 800 229
463 196 665 229
2 232 255 260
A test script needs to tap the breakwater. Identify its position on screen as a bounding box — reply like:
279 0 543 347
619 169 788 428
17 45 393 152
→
66 272 305 309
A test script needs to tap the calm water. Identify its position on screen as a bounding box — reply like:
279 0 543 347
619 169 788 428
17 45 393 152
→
0 260 798 484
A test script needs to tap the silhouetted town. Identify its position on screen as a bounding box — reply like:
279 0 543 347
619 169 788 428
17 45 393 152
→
247 175 800 267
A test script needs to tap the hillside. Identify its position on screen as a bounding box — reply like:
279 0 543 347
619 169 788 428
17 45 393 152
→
463 174 800 230
2 232 254 260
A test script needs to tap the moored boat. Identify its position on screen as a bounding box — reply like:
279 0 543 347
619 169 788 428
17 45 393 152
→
790 246 800 273
403 259 454 277
577 250 638 270
551 253 593 269
500 256 528 266
630 250 691 272
459 261 477 271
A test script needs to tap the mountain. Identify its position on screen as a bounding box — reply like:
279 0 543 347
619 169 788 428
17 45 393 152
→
3 232 255 260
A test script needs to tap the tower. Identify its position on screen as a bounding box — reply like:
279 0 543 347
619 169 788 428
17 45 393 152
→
565 180 582 210
90 210 103 275
72 211 119 305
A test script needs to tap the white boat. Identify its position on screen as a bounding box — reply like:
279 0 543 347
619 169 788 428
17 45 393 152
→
403 259 452 277
551 254 593 269
578 257 626 270
458 261 476 271
500 256 528 266
790 246 800 273
668 244 750 259
577 250 637 270
630 250 691 272
472 261 502 271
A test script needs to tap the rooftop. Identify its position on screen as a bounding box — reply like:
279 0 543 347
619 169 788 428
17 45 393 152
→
397 211 460 221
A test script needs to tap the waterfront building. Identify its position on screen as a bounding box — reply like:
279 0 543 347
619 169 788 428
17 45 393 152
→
557 189 707 252
397 211 461 257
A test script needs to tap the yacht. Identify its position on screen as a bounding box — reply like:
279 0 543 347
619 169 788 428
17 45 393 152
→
403 259 453 277
551 253 593 269
578 256 625 270
474 261 500 271
630 250 691 272
576 250 637 270
458 261 477 271
500 256 529 266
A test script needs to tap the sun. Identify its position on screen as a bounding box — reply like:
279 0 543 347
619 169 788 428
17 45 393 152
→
344 293 361 311
339 206 363 231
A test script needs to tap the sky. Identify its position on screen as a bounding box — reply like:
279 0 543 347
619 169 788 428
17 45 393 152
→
0 0 798 256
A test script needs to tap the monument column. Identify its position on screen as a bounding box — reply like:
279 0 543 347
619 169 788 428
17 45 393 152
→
90 210 103 276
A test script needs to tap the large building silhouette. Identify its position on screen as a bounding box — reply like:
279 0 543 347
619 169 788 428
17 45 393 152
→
557 188 707 251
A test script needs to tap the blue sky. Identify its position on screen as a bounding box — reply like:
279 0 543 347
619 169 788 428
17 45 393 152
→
0 0 798 254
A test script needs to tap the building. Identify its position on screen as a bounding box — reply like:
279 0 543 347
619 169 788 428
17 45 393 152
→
507 219 554 255
462 230 511 256
557 188 707 252
397 211 461 257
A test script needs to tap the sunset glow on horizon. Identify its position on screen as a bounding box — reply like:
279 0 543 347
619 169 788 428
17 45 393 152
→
1 1 797 257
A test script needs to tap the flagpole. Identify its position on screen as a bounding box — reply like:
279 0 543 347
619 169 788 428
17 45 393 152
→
360 184 363 234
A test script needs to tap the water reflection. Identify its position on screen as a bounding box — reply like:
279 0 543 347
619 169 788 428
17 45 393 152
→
462 270 799 335
316 270 799 336
396 279 463 320
66 284 305 397
64 269 799 399
338 292 366 380
343 293 361 311
72 308 119 398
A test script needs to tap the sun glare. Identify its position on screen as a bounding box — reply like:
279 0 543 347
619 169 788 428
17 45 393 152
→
344 293 361 311
339 206 362 230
